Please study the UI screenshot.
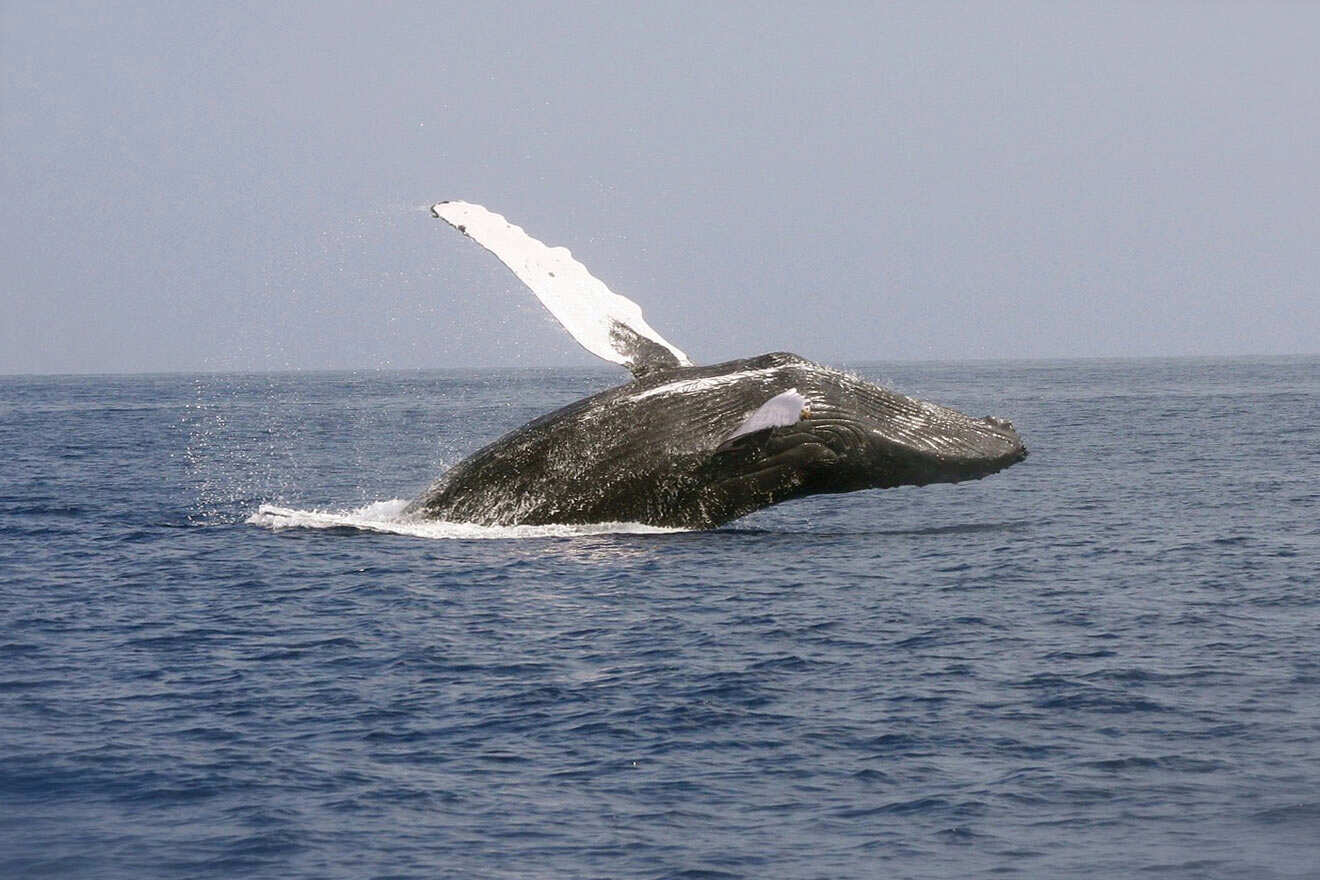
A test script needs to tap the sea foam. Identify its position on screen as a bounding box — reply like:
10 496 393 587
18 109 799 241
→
246 500 684 539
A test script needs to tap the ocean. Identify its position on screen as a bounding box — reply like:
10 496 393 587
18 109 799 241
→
2 356 1317 879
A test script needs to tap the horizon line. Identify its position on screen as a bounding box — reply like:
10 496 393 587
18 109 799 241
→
3 351 1317 381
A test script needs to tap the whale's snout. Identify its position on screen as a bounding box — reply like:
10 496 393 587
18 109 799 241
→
781 379 1027 494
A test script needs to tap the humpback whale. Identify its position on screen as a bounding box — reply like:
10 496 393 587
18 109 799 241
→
406 202 1026 529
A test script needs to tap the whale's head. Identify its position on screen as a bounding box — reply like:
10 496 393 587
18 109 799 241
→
701 356 1027 519
804 374 1026 492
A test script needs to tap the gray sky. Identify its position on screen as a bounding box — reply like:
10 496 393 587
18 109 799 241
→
3 1 1318 374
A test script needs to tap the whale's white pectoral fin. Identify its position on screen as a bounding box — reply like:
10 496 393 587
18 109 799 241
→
432 201 693 378
717 389 809 450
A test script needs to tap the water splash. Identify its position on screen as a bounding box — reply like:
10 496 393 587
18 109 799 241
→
246 499 685 540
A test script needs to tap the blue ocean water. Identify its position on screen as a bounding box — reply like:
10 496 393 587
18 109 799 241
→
2 357 1317 879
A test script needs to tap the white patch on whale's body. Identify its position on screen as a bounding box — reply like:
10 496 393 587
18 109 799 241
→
432 201 691 371
628 367 787 401
722 388 808 442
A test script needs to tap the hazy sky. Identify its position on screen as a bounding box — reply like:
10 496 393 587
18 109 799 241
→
3 1 1318 374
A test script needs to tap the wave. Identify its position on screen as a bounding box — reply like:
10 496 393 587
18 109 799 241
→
246 499 685 540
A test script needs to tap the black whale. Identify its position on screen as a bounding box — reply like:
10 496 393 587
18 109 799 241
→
405 352 1026 529
406 201 1026 529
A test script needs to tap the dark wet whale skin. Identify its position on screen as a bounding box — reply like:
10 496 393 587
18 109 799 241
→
405 352 1027 529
